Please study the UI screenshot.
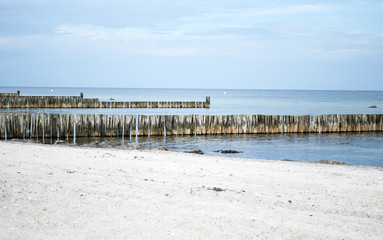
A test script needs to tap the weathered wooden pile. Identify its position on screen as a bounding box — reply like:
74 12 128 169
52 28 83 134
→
0 96 99 108
0 95 210 109
0 93 19 97
0 113 381 140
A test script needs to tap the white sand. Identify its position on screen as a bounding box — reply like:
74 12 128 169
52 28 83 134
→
0 141 382 240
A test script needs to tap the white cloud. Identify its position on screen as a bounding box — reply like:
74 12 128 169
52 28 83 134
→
312 48 362 55
55 25 109 40
0 1 381 59
1 22 382 60
0 35 52 50
348 29 364 35
141 48 197 57
52 25 246 57
251 4 333 16
0 37 12 46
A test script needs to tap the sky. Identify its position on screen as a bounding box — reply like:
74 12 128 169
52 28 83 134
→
0 0 382 90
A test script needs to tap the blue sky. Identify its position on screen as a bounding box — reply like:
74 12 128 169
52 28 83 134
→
0 0 382 90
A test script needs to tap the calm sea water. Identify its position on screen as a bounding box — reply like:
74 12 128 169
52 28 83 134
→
1 87 382 166
1 87 382 115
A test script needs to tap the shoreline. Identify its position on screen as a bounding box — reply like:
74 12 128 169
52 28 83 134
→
1 141 382 239
2 136 383 167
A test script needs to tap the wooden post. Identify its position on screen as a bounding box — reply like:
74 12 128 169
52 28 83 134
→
165 115 173 136
298 115 310 133
123 115 133 138
149 115 159 136
171 115 178 135
177 115 184 135
206 96 210 108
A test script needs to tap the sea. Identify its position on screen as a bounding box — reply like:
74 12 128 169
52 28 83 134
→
1 87 383 167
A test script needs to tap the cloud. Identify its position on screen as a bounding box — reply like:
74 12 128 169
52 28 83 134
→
55 26 109 40
141 48 197 57
0 35 52 51
348 29 364 35
1 21 381 60
0 1 381 59
52 25 246 57
251 4 333 16
311 48 362 56
0 37 12 46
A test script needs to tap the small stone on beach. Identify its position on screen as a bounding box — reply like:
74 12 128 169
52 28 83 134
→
208 187 225 192
154 146 168 151
54 140 66 145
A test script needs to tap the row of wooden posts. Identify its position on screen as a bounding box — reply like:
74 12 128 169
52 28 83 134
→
0 113 382 140
0 96 211 109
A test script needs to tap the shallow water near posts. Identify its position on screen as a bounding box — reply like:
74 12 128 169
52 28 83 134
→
24 132 383 167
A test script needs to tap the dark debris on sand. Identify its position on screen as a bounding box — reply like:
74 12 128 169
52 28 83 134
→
213 150 243 154
154 146 169 151
81 141 143 150
313 160 352 165
185 150 204 155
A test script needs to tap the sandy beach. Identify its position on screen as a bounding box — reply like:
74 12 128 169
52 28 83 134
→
0 141 382 239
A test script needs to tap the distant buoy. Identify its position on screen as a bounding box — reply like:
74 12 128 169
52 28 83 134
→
50 89 54 92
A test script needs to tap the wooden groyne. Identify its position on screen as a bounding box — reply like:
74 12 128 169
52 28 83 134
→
0 92 211 109
0 113 381 140
0 92 19 97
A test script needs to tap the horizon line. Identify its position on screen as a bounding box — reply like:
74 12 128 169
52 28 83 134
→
1 86 382 92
